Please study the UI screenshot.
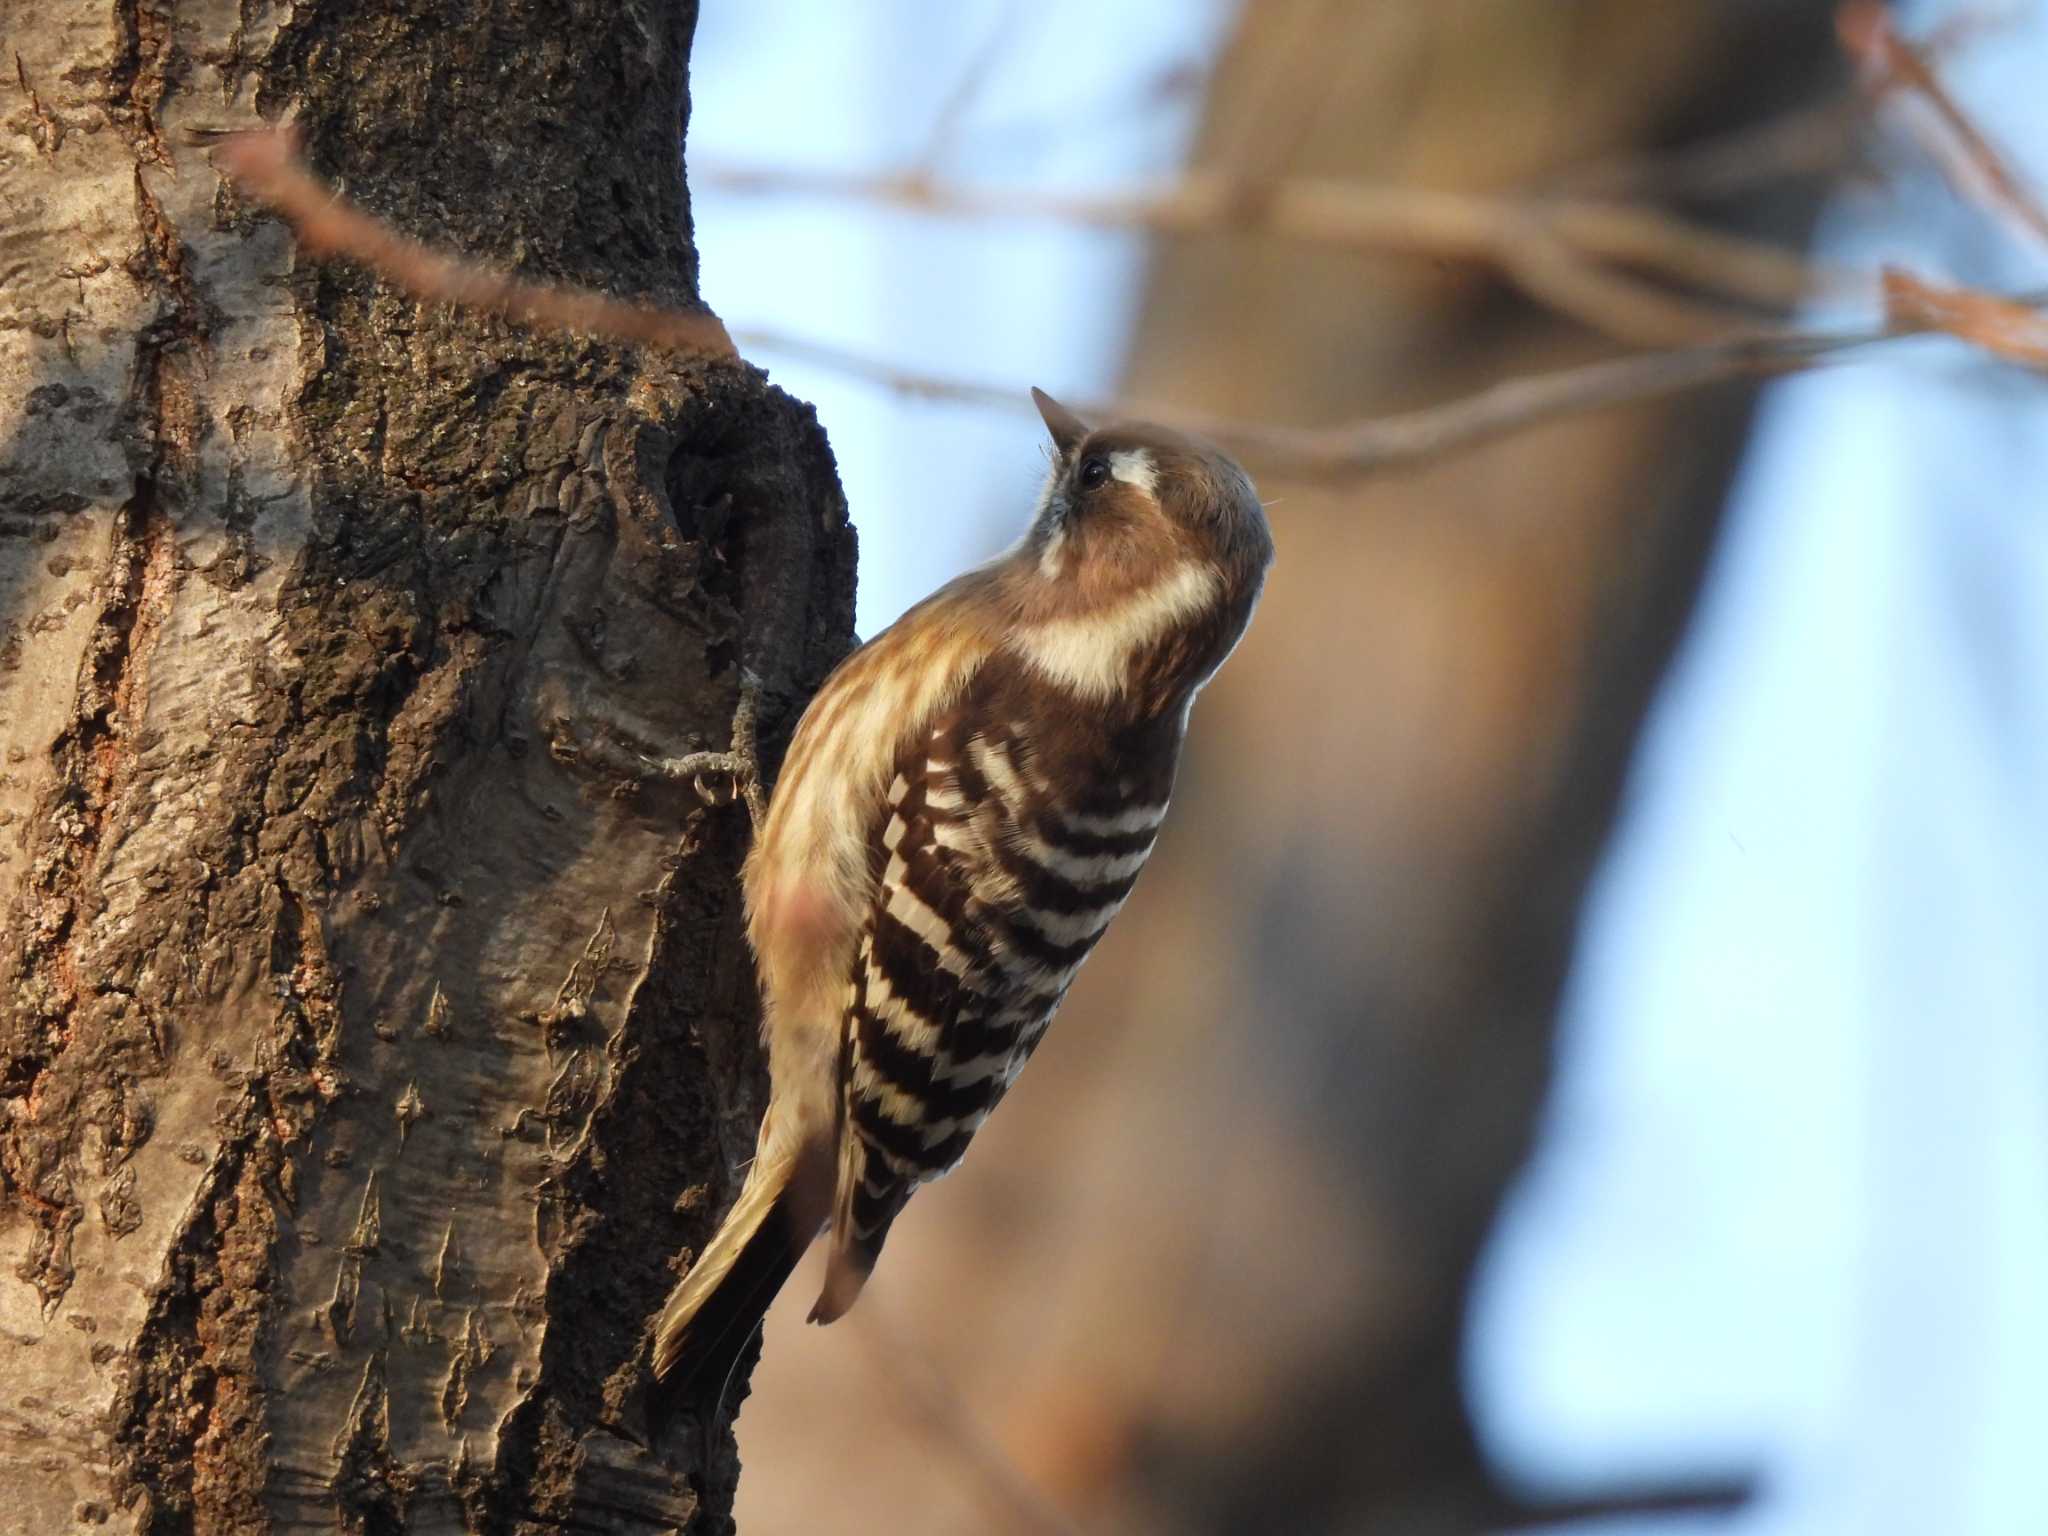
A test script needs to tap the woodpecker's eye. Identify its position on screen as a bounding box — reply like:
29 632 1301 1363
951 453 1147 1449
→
1077 455 1111 492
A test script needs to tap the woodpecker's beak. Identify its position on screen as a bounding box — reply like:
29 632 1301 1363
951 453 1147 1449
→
1031 387 1089 462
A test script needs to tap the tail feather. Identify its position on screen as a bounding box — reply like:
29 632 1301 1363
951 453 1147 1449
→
649 1123 840 1424
655 1146 790 1376
810 1168 911 1326
650 1147 809 1436
649 1198 802 1433
809 1241 871 1327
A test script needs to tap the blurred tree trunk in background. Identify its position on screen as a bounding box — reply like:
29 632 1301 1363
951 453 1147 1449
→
0 2 849 1530
968 2 1847 1531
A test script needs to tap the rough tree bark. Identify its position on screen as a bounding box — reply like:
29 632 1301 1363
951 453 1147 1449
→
0 3 852 1531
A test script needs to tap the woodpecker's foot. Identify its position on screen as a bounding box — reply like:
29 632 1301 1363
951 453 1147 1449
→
547 673 767 829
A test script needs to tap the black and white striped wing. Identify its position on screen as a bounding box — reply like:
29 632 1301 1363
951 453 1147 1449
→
828 708 1165 1299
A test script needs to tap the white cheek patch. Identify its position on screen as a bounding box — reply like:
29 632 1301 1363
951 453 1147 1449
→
1108 449 1158 497
1038 525 1066 579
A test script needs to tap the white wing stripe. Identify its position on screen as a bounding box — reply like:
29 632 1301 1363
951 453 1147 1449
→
966 732 1029 809
1017 899 1128 948
882 852 972 977
1059 803 1168 837
1007 827 1154 886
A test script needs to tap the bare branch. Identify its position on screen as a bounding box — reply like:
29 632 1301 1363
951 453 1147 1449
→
946 58 1212 161
700 164 1847 332
1554 95 1866 201
208 127 740 359
1883 267 2048 367
1559 11 2006 204
1840 0 2048 252
744 293 2046 484
1543 199 1855 310
1485 215 1759 346
210 123 2048 489
911 0 1027 177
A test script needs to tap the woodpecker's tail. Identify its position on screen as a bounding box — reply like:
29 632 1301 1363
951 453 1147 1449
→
650 1149 810 1430
811 1144 912 1325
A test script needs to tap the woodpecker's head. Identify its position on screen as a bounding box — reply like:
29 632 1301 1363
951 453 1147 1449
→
1000 389 1273 705
1025 387 1272 603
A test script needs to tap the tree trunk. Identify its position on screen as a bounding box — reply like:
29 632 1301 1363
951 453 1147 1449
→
0 4 852 1531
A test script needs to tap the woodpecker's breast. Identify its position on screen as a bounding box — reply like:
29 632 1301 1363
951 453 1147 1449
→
843 656 1184 1187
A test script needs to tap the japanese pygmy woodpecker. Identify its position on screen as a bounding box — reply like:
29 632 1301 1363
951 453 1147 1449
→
651 388 1273 1416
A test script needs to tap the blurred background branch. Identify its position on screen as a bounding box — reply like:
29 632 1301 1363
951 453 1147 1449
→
735 284 2048 485
219 117 2048 491
701 163 1845 338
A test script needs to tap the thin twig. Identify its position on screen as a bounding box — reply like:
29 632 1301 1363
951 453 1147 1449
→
1839 0 2048 252
1552 94 1867 201
1883 267 2048 367
942 58 1212 160
700 164 1846 329
1487 214 1758 346
208 127 740 359
210 123 2048 485
1543 199 1858 309
1488 1479 1752 1532
912 0 1027 178
1558 7 2008 205
742 291 2047 484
